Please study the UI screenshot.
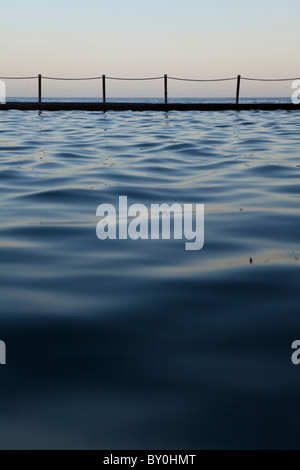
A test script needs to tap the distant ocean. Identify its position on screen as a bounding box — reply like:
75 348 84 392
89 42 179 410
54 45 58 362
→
0 101 299 449
7 97 292 103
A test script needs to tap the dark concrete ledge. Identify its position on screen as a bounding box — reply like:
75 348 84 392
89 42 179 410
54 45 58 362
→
1 102 300 112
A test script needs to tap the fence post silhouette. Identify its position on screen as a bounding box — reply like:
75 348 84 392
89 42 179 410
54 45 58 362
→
164 74 168 105
38 74 42 103
102 75 106 104
236 75 241 104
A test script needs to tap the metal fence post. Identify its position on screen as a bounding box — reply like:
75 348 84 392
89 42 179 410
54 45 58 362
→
102 75 106 104
236 75 241 104
164 74 168 105
38 74 42 103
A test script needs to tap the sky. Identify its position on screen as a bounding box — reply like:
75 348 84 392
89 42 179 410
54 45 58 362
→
1 0 299 97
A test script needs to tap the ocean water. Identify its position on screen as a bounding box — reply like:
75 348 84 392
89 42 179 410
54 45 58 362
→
0 104 299 449
7 96 291 104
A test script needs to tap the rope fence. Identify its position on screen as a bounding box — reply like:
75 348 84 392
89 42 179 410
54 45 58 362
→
0 76 37 80
43 76 102 81
243 77 300 82
168 76 236 82
1 74 299 104
106 76 163 81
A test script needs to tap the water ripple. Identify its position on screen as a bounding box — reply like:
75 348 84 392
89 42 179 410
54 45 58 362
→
0 109 300 449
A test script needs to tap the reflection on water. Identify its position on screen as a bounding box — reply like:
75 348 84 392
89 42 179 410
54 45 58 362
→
0 108 299 449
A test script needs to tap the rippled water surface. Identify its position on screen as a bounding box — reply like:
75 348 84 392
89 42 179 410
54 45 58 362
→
0 108 299 449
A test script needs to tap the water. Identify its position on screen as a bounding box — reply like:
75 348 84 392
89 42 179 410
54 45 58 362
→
8 96 291 104
0 104 299 449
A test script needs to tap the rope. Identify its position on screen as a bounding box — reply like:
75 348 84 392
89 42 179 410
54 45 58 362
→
43 76 102 81
0 76 37 80
169 76 236 82
1 75 299 82
243 77 300 82
106 76 163 81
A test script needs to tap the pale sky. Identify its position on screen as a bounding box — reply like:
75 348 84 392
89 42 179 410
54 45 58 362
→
1 0 299 97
